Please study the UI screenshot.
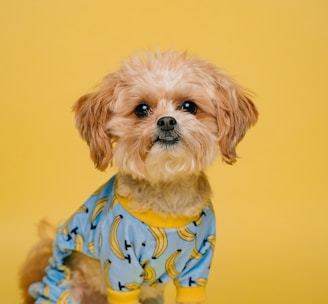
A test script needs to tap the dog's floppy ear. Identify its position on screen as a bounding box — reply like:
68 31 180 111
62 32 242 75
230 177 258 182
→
73 73 121 171
214 76 258 164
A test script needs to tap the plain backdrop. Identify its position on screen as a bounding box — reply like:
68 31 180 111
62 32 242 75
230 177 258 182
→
1 0 327 303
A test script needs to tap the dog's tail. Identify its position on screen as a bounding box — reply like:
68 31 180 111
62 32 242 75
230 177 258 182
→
19 220 56 304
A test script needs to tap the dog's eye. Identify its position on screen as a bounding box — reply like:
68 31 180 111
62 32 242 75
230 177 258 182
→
180 101 197 115
135 103 151 118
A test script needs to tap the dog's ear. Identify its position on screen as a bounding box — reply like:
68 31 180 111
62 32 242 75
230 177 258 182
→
214 76 258 164
73 73 121 171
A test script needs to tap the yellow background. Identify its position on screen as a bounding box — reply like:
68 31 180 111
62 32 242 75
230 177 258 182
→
1 0 327 303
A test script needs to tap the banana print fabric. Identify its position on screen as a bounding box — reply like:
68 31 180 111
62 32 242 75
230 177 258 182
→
29 175 216 304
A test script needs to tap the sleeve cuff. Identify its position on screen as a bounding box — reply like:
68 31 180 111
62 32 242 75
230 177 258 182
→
107 288 140 304
176 286 206 303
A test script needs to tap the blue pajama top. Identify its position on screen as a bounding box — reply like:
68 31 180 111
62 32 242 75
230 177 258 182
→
29 175 216 304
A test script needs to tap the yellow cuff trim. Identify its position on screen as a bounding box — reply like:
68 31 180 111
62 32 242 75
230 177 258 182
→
176 286 206 302
107 288 140 304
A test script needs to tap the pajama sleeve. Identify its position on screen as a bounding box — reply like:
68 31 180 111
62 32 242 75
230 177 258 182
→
28 248 73 304
174 208 216 303
99 212 145 304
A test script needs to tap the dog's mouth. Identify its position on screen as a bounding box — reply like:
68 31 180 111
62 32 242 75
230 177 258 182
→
154 131 180 146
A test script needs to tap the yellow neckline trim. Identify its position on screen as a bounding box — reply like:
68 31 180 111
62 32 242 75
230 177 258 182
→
116 194 200 228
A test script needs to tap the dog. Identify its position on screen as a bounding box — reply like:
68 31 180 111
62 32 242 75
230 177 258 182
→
20 50 258 304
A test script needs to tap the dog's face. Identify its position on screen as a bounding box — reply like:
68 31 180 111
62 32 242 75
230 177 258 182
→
74 51 258 181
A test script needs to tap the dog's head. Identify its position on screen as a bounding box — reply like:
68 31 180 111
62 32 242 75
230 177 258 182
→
74 51 258 181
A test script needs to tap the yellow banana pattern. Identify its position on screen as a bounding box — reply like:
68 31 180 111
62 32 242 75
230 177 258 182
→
124 282 141 291
88 241 95 254
195 278 208 287
207 235 216 251
190 243 203 260
174 278 182 287
141 261 156 282
42 285 50 298
77 205 89 213
149 278 163 288
89 197 108 223
165 249 182 278
177 226 195 242
149 227 168 259
110 215 125 260
57 289 70 304
74 233 84 252
103 259 112 289
57 265 71 284
109 195 119 211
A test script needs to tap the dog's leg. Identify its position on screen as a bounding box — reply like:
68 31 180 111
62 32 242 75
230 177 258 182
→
64 252 107 303
19 220 55 304
140 298 164 304
139 286 164 304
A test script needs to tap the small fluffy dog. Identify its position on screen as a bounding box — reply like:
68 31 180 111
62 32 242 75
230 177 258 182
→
20 50 258 304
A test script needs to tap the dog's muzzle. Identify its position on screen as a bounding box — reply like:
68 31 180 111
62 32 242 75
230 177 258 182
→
155 116 180 145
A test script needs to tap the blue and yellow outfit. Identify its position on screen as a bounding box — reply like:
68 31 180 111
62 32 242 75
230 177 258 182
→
29 175 216 304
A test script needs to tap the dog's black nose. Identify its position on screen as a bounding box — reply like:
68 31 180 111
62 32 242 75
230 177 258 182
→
157 116 177 131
